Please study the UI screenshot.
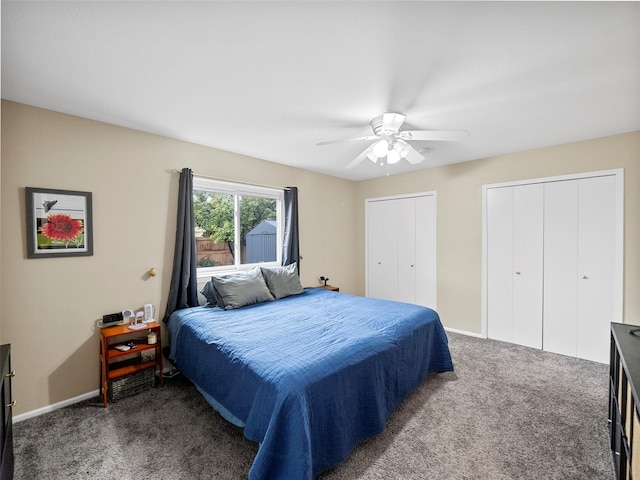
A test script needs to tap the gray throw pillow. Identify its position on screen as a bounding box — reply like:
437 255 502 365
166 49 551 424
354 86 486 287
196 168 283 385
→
200 281 217 306
260 263 304 300
211 268 274 310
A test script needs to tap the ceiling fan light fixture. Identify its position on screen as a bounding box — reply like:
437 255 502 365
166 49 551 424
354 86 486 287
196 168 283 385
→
393 140 410 158
372 113 406 136
372 139 389 158
318 112 465 170
387 149 401 164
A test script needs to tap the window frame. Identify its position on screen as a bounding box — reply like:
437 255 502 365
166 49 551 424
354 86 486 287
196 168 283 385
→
193 176 284 281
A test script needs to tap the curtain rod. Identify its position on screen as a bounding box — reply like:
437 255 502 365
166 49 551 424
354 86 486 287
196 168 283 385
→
171 169 291 191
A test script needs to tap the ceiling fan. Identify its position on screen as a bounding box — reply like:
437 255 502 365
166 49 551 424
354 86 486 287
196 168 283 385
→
317 113 468 169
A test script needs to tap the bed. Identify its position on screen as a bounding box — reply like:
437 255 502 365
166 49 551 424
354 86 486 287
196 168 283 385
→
167 285 453 479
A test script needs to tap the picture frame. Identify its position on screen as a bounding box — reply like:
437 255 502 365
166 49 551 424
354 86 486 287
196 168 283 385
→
25 187 93 258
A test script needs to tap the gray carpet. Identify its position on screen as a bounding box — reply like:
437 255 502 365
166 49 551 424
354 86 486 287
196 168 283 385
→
14 332 614 479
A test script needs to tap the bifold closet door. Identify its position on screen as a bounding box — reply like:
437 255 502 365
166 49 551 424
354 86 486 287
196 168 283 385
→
543 176 616 363
396 196 436 307
367 199 398 301
367 195 436 308
577 176 616 363
397 197 416 304
414 195 436 307
542 180 579 358
486 184 543 348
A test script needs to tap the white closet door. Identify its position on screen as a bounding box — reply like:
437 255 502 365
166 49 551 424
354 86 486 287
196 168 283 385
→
487 184 543 347
398 197 416 304
577 175 617 363
487 187 515 343
415 195 437 308
367 199 398 301
543 180 579 357
486 170 621 363
367 193 437 306
512 184 544 349
544 175 617 363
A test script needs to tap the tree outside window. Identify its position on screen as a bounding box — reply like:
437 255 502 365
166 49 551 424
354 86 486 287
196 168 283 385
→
193 189 278 268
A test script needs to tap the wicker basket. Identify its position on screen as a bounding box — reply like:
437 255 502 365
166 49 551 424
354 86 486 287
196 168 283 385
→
109 368 155 402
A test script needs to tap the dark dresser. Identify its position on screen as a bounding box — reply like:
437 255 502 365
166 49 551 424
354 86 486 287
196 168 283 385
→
0 344 14 480
610 323 640 479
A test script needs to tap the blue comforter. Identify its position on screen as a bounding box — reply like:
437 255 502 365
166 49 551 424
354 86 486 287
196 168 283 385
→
168 288 453 479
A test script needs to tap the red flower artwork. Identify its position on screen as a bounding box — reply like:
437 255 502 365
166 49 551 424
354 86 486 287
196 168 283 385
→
41 214 83 241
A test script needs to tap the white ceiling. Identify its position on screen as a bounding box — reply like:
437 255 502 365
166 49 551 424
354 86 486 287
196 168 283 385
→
2 1 639 181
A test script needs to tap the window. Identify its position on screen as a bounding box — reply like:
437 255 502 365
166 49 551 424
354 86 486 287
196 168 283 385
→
193 177 283 277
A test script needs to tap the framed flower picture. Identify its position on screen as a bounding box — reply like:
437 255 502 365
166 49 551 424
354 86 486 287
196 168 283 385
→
25 187 93 258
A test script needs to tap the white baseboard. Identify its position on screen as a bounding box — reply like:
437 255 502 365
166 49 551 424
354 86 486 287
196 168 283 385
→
14 365 170 423
13 389 100 423
444 327 484 338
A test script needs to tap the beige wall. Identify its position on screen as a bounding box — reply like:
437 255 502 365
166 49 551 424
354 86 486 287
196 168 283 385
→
2 99 639 417
0 101 357 415
355 131 640 334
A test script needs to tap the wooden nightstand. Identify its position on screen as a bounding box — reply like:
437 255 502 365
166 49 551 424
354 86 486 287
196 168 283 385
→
317 285 339 292
99 321 163 407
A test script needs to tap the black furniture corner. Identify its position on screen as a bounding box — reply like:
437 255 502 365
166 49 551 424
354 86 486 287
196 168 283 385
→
610 323 640 479
0 344 14 480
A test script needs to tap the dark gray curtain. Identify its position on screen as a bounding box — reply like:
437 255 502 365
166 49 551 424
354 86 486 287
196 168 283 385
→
282 186 300 271
163 168 198 322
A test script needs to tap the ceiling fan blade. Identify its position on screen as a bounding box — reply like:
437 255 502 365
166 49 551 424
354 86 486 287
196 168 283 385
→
398 130 469 142
381 113 406 132
316 135 378 146
403 144 425 165
345 145 375 169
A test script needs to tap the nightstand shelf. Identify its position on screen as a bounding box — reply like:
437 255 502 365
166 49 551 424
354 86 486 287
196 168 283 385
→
107 340 156 360
99 321 163 407
317 285 339 292
107 360 159 381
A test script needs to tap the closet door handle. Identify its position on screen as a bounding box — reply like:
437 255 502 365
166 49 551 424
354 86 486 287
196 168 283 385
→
6 400 16 408
5 370 15 378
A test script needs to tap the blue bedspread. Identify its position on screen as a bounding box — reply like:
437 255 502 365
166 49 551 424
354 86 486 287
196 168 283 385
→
168 288 453 479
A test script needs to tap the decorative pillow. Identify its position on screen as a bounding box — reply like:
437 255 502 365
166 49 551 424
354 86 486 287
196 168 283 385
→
200 281 218 306
211 268 274 310
260 263 304 300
